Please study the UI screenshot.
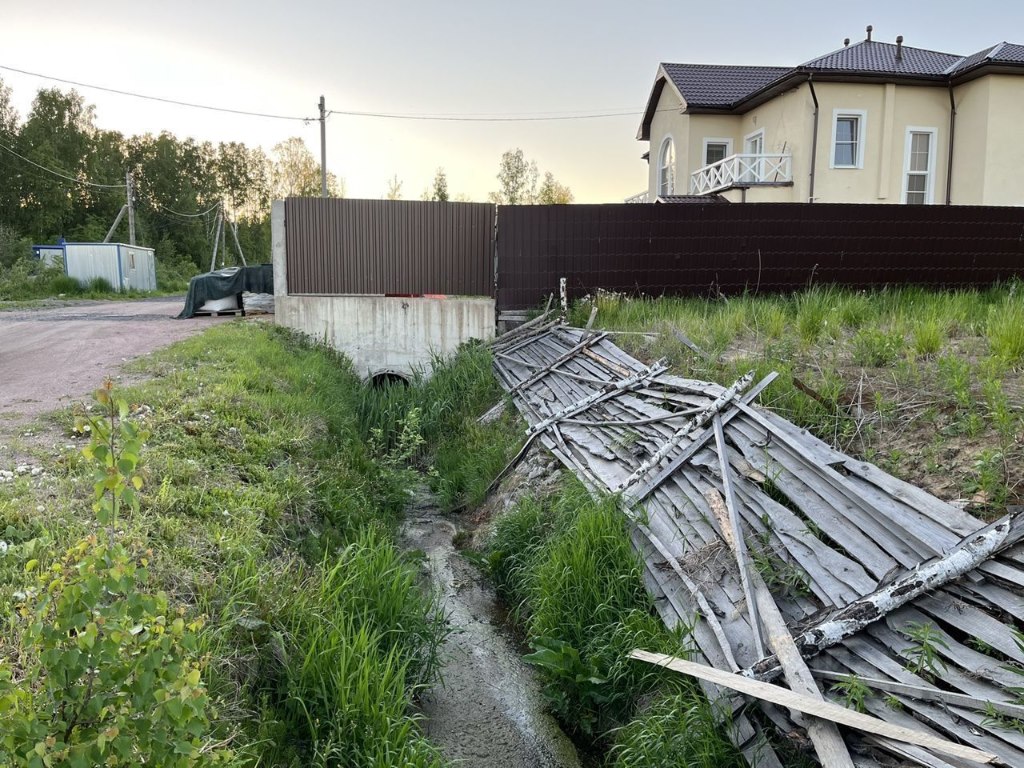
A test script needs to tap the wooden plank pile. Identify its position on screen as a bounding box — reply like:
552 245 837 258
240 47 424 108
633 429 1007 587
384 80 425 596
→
491 319 1024 768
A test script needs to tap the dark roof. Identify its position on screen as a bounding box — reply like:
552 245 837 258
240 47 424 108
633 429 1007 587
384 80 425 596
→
802 39 961 76
661 63 791 108
948 41 1024 74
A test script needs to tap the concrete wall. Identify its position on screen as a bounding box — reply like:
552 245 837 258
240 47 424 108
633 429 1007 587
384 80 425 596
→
271 200 495 379
276 294 495 378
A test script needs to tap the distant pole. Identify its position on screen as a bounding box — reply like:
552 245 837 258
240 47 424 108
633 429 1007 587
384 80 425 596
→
319 95 328 197
126 171 136 245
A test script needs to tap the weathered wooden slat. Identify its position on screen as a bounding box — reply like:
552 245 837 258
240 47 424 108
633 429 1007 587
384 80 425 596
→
733 404 943 562
842 460 982 538
743 516 1019 682
730 474 877 605
812 669 1024 720
616 371 755 493
915 593 1024 664
707 481 856 768
728 423 900 578
628 651 999 764
624 373 779 503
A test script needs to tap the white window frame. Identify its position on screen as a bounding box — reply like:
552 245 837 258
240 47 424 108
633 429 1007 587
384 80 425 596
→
830 109 867 169
901 126 938 205
658 136 676 196
702 137 733 167
742 128 765 182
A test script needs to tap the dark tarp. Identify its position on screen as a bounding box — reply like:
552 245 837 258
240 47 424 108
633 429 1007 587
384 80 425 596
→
176 265 274 319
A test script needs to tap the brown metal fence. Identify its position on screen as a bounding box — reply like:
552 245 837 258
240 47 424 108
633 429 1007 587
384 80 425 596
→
285 197 495 296
283 199 1024 308
496 203 1024 311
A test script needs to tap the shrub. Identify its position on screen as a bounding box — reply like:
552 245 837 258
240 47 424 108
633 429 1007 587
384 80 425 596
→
49 275 83 295
0 224 31 268
0 384 225 766
87 275 115 293
988 298 1024 362
851 327 904 367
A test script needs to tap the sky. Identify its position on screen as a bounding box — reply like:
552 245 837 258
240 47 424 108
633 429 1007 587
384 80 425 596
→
2 0 1022 203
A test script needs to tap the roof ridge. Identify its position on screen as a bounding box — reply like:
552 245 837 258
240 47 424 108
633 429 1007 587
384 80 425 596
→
661 62 790 70
989 41 1009 59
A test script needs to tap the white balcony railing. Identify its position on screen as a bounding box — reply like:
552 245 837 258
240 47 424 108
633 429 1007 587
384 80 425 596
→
624 191 650 204
690 153 793 195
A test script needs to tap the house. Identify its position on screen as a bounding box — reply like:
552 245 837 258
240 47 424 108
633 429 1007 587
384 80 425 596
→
635 27 1024 205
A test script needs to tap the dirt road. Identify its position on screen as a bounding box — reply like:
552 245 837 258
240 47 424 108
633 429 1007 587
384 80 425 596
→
0 298 234 426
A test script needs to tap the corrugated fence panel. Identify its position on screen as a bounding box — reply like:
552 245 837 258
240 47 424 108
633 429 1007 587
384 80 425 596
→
496 203 1024 311
285 197 495 296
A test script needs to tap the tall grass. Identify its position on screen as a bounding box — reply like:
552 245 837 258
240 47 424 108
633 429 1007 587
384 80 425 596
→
356 341 522 510
0 323 450 766
484 479 728 750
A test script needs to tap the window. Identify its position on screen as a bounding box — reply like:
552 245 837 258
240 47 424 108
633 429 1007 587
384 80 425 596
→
742 129 765 182
703 138 732 166
902 128 936 205
831 110 866 168
658 137 675 196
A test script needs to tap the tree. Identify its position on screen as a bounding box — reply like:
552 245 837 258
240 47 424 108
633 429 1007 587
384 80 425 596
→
431 168 449 202
489 148 538 205
537 171 574 204
385 174 403 200
13 88 99 239
271 137 342 199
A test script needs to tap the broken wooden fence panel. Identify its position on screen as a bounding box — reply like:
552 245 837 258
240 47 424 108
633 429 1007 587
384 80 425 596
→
629 651 998 765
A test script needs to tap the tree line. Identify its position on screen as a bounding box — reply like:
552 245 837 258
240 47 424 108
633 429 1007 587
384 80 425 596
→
0 79 338 274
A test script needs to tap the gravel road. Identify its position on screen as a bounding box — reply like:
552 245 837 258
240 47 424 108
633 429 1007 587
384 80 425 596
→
0 298 234 426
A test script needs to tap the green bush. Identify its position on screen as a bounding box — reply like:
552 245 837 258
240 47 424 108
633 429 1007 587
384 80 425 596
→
851 327 904 367
87 276 115 293
48 274 83 295
0 224 31 268
0 385 226 767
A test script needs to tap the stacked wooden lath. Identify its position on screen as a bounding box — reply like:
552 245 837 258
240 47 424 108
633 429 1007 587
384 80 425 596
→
491 319 1024 768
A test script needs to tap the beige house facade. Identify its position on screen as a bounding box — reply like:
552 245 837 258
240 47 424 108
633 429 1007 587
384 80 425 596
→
636 33 1024 205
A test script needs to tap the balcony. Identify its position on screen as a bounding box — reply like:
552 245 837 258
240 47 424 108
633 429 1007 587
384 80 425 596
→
624 191 650 204
690 153 793 195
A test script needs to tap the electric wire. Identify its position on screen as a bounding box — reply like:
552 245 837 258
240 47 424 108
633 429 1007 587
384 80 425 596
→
0 62 656 123
0 64 316 122
0 141 126 188
154 201 221 218
328 108 645 122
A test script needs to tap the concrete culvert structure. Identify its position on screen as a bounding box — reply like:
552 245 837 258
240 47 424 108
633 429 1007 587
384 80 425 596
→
369 370 411 387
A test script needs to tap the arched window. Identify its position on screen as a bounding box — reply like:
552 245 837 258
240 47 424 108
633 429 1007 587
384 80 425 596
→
658 137 676 196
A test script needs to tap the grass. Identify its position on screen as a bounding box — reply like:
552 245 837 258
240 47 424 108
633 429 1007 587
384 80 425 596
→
0 322 448 766
0 255 191 303
480 478 740 757
354 341 522 511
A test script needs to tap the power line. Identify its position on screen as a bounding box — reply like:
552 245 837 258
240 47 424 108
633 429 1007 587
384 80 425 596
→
0 140 126 188
154 201 221 218
0 64 316 122
328 108 645 122
0 62 652 124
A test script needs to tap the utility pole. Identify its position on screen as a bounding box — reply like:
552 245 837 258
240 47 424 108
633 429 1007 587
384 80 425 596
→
319 95 328 197
125 171 136 245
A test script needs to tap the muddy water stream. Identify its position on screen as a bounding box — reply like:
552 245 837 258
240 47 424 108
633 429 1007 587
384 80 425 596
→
400 489 582 768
